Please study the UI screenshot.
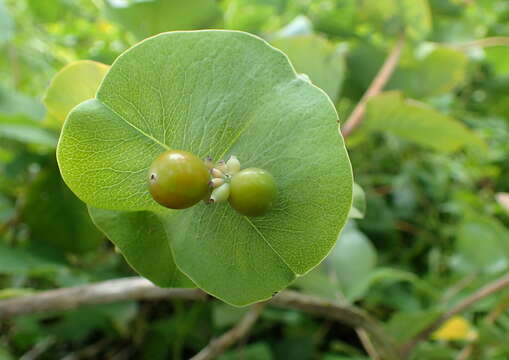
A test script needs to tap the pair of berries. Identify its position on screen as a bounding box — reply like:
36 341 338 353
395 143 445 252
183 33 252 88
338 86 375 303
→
148 150 277 216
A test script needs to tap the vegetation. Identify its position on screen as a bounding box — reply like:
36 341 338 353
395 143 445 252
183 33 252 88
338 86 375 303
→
2 0 509 359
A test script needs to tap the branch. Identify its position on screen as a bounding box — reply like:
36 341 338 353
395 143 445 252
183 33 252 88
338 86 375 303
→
341 33 405 138
270 290 400 360
0 277 207 317
400 272 509 359
190 302 266 360
450 36 509 50
0 278 400 359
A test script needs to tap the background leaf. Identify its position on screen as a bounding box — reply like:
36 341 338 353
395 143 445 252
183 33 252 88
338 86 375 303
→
0 114 57 148
23 162 103 254
43 60 109 126
349 183 366 219
359 0 432 40
454 216 509 273
324 221 377 298
271 34 345 102
363 91 484 152
0 241 62 275
388 47 468 98
102 0 223 39
347 46 467 99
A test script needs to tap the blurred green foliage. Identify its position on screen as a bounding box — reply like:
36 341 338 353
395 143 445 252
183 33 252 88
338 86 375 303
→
1 0 509 358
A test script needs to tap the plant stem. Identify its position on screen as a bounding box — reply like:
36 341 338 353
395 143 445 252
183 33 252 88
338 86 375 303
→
190 302 266 360
0 277 400 359
400 272 509 359
341 33 405 138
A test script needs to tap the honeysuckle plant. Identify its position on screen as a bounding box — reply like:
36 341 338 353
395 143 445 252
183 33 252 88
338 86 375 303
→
55 30 353 306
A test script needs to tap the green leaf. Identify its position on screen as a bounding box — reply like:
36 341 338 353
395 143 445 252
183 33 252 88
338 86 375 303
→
0 114 58 148
27 0 67 23
455 216 509 273
308 0 358 38
348 46 467 99
271 34 345 102
102 0 223 39
0 242 62 275
389 47 468 98
292 267 339 300
222 0 281 34
295 221 377 301
323 356 368 360
58 30 353 305
387 309 442 342
324 221 377 298
359 0 432 40
0 87 45 120
348 183 366 219
23 163 103 254
89 207 194 288
219 342 273 360
399 0 432 40
364 92 484 153
212 302 249 328
347 267 439 302
43 60 109 126
485 46 509 78
0 345 14 360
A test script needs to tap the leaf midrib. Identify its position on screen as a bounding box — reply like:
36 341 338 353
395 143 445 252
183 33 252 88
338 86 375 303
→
243 216 296 275
99 82 300 278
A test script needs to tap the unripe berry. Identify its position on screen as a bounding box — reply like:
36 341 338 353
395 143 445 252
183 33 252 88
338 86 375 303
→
148 150 210 209
229 168 277 216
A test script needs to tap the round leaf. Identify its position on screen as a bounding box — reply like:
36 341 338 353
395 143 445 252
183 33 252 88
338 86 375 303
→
58 30 353 305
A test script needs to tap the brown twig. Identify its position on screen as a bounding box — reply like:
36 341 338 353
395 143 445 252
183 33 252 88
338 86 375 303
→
456 344 474 360
400 272 509 359
20 336 56 360
440 273 477 305
449 37 509 50
456 290 509 360
8 45 21 90
190 302 266 360
0 277 207 317
0 277 400 359
356 328 381 360
341 33 406 138
271 290 400 360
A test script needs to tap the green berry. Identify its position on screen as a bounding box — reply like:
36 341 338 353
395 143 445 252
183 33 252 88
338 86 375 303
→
148 150 210 209
229 168 277 217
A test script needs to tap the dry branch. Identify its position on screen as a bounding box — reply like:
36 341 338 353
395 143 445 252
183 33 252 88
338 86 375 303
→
400 272 509 358
0 277 207 317
341 33 405 138
450 36 509 49
0 277 400 360
190 302 266 360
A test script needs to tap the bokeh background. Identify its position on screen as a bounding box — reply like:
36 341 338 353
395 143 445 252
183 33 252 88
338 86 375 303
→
2 0 509 359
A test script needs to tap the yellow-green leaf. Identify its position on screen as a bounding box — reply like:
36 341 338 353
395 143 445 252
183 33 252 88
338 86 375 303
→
43 60 109 126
